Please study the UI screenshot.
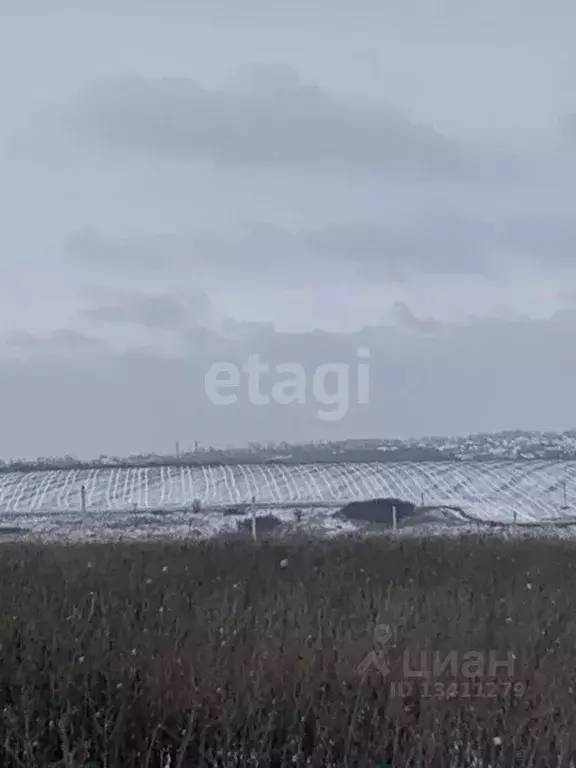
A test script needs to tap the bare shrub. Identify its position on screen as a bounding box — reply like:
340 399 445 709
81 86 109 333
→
0 535 575 765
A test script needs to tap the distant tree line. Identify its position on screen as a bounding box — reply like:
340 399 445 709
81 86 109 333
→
1 432 575 473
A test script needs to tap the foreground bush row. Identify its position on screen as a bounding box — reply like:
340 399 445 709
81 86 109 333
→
0 534 575 766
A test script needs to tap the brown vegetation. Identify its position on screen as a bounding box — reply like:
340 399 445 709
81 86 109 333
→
0 534 575 766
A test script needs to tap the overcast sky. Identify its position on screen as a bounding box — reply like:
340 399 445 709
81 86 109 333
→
2 0 576 458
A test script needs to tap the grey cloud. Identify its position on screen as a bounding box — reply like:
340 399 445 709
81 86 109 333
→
2 315 576 457
64 208 576 281
64 232 183 270
63 219 491 280
391 302 444 334
497 215 576 262
3 329 110 356
83 292 212 331
332 213 576 275
63 66 477 180
559 114 576 141
64 227 294 273
300 216 493 278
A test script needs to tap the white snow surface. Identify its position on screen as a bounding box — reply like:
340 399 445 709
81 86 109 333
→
0 460 575 539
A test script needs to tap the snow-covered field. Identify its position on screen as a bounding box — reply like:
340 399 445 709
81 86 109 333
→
0 459 576 538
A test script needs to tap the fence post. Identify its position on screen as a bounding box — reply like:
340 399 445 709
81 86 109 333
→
251 495 257 542
513 510 517 529
81 485 86 515
392 504 397 532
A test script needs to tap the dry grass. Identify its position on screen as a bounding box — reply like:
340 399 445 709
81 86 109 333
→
0 534 575 766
